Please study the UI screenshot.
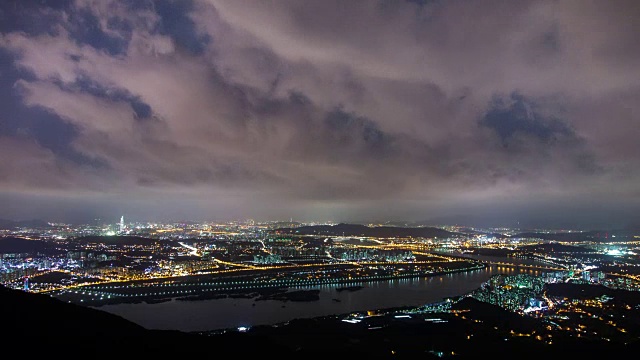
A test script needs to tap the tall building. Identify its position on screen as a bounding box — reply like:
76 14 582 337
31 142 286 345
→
119 216 125 234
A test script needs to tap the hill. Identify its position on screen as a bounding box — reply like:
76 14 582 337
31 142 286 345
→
273 223 459 239
3 284 639 358
0 237 52 254
0 284 287 356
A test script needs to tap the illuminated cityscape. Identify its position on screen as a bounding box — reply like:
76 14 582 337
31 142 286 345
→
2 0 640 357
2 218 640 350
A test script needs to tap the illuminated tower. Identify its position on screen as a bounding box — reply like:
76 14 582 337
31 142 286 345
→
23 277 29 291
119 216 125 234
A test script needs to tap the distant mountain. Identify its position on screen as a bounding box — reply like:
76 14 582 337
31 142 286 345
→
273 223 459 238
511 230 633 242
0 219 51 230
0 237 52 254
413 214 524 229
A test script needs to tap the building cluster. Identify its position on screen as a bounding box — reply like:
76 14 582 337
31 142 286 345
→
253 254 284 264
468 270 640 318
1 254 76 283
329 248 415 262
470 274 548 313
268 246 327 259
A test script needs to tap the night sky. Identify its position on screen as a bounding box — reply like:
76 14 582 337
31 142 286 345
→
1 0 639 229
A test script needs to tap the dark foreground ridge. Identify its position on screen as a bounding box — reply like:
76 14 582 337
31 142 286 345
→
3 284 638 359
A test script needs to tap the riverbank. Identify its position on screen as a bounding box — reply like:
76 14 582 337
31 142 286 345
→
51 262 486 307
93 264 531 332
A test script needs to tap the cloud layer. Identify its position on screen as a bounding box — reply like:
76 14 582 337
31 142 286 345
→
0 0 639 228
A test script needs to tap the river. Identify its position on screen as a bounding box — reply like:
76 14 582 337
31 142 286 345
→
96 256 552 332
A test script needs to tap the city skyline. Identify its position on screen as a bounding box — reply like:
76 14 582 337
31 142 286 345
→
1 1 639 229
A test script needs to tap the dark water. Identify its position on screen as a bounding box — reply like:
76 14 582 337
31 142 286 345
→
97 258 548 332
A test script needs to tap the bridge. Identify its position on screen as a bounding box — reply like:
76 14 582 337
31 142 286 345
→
484 261 566 271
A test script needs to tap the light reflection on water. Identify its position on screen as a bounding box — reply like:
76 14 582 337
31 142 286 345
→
97 259 548 332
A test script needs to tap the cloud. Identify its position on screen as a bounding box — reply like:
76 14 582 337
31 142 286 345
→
0 0 638 226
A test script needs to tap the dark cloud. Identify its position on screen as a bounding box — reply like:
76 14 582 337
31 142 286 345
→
153 0 210 55
54 76 153 120
0 49 103 167
480 93 575 146
66 7 129 55
0 0 72 36
0 0 638 228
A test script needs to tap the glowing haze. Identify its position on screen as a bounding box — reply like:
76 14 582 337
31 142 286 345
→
1 0 639 228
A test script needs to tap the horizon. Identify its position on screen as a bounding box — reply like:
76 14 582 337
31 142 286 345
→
1 215 635 232
1 1 639 229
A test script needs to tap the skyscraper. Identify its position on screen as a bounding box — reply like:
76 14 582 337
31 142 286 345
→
119 216 125 234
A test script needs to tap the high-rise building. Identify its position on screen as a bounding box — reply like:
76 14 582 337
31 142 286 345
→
119 216 125 234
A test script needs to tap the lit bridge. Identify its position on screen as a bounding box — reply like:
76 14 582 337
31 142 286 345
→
484 261 566 271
